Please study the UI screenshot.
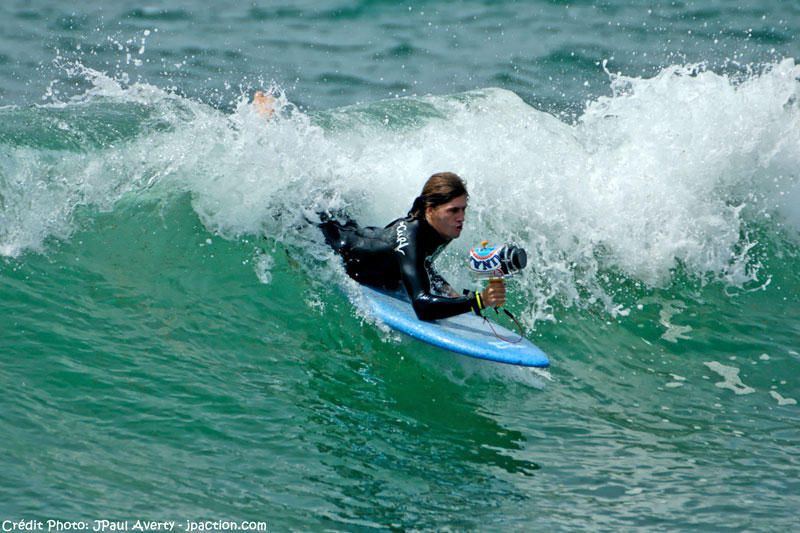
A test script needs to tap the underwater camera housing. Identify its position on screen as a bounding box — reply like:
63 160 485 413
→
468 241 527 279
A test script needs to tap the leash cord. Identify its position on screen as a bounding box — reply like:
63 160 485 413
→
483 307 525 344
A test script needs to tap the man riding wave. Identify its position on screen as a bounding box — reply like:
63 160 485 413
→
319 172 505 320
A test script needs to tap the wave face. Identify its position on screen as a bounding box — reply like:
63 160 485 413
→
3 59 798 313
2 3 800 530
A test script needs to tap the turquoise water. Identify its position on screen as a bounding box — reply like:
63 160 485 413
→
2 1 799 531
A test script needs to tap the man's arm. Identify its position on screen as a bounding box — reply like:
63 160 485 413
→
427 267 460 297
397 226 479 320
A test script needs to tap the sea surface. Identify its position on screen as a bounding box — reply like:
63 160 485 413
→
2 1 799 531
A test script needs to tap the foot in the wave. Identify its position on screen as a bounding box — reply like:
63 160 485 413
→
253 91 275 117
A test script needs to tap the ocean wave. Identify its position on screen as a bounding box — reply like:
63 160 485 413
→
1 58 798 322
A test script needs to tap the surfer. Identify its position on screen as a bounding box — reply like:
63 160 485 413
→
319 172 505 320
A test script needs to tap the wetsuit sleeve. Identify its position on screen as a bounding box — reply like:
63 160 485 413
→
427 268 458 297
398 225 479 321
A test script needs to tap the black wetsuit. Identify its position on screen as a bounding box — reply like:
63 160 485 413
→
320 215 480 320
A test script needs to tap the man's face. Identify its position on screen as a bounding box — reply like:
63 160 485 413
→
425 194 468 240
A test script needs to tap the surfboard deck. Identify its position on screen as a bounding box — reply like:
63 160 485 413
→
361 286 550 367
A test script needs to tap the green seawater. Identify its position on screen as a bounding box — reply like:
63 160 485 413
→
2 1 800 531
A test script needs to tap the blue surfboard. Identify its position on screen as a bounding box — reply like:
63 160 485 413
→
361 287 550 367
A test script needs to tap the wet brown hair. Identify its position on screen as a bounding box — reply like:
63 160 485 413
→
407 172 468 219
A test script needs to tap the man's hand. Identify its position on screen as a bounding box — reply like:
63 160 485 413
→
481 279 506 308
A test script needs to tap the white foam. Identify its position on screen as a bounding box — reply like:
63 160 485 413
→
3 58 799 325
703 361 756 395
254 252 275 284
1 63 219 257
769 391 797 406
